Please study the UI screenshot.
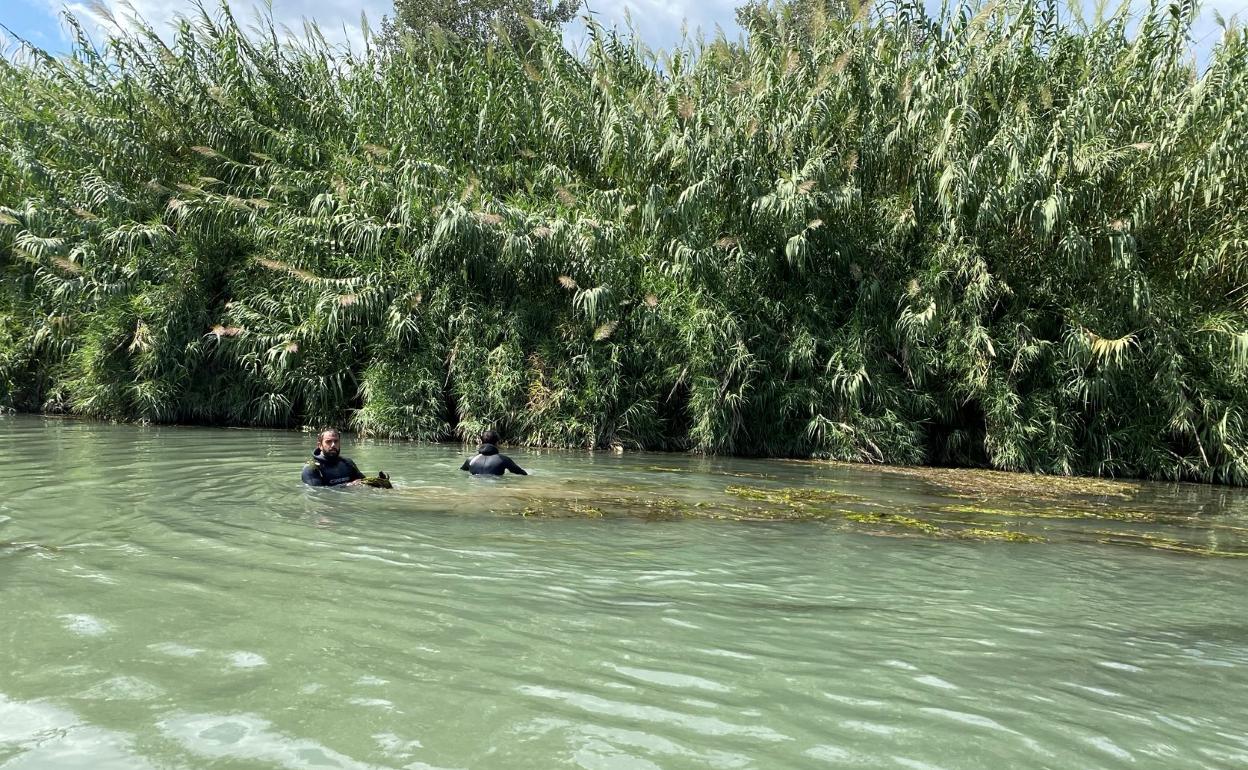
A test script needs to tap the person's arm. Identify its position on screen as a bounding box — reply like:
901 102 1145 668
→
460 458 471 472
505 456 528 475
302 464 325 486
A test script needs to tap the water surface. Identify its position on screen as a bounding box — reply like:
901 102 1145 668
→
3 415 1248 769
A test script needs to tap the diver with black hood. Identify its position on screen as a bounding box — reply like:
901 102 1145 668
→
302 428 366 486
460 430 528 476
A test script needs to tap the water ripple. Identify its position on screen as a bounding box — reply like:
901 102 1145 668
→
3 416 1248 769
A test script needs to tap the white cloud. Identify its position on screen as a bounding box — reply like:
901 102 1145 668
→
47 0 393 52
573 0 741 49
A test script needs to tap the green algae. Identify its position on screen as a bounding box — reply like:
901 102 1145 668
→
957 528 1045 543
841 513 1045 543
626 497 695 520
480 472 1242 557
517 495 691 519
845 512 944 536
937 504 1032 517
1090 531 1248 558
733 505 861 522
510 489 869 523
360 472 393 489
786 461 1143 502
726 485 864 505
518 500 606 517
936 503 1156 522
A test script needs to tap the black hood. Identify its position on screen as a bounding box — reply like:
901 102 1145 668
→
312 448 341 462
476 443 499 456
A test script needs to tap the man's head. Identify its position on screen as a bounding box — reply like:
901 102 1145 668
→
317 428 343 459
480 429 500 446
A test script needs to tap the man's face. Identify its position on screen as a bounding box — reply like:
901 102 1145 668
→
318 432 342 459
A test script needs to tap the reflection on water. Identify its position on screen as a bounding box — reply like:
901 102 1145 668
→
2 414 1248 769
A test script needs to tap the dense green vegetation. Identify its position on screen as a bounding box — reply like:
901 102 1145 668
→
1 0 1247 482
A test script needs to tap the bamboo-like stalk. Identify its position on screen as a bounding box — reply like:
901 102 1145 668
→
0 0 1246 482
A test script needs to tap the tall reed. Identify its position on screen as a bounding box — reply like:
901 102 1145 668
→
2 0 1246 482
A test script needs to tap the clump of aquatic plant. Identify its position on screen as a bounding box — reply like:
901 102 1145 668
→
360 472 393 489
825 464 1145 501
957 528 1045 544
2 0 1248 484
846 512 1046 541
519 500 605 517
845 512 945 536
936 503 1158 522
726 485 863 505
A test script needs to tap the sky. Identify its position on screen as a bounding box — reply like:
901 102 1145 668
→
0 0 1245 59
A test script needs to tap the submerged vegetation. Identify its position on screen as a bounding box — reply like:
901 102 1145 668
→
495 473 1248 555
2 1 1248 483
361 458 1245 556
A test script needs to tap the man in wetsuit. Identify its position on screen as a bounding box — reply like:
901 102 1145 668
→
302 428 366 487
460 430 528 476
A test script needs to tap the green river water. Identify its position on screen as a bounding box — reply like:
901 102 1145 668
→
2 414 1248 769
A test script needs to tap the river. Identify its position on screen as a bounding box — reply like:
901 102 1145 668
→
2 414 1248 768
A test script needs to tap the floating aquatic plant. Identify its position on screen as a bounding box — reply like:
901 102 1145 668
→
845 512 944 536
935 504 1156 522
1092 532 1248 559
956 529 1045 544
726 485 864 505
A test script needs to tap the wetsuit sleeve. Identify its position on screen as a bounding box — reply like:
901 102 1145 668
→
505 456 528 475
346 459 365 482
459 458 471 472
302 464 324 486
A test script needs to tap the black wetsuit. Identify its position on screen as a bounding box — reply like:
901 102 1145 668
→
460 444 527 476
302 449 365 487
